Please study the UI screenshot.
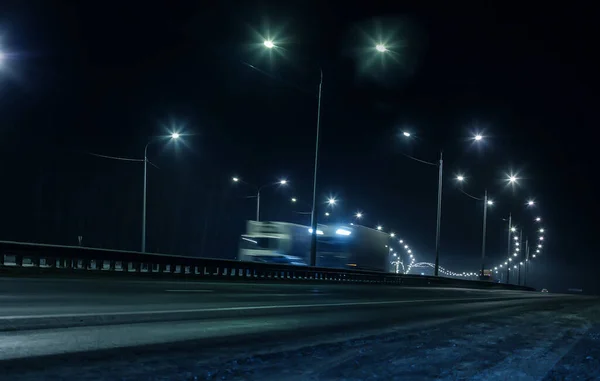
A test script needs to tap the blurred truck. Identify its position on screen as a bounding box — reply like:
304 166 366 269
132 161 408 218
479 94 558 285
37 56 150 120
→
238 221 391 272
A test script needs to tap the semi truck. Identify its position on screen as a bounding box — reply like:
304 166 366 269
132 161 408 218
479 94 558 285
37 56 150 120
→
238 220 392 272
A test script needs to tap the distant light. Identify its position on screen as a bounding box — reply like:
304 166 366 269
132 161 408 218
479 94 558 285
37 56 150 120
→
263 40 275 49
376 225 383 231
474 134 483 141
456 175 465 182
232 177 239 182
393 253 397 256
511 227 517 232
487 200 494 205
402 131 411 137
408 250 412 253
535 217 541 222
409 254 413 258
375 44 387 52
291 198 297 202
533 254 536 258
515 242 519 246
399 239 403 243
279 179 288 185
325 212 330 216
538 244 542 248
494 267 498 270
308 228 324 235
539 228 545 233
390 232 395 237
508 174 518 184
509 258 512 262
335 228 352 236
536 249 540 253
527 200 535 206
327 198 337 206
514 265 517 269
514 236 518 241
171 132 180 139
355 212 363 219
539 236 544 240
513 253 518 256
404 245 409 249
520 262 523 265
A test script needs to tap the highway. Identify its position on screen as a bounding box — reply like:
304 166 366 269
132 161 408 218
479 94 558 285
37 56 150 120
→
0 276 597 380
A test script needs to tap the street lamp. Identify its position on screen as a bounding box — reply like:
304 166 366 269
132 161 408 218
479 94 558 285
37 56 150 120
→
375 44 388 53
376 225 383 231
327 197 337 206
263 40 275 49
141 133 180 252
401 132 444 276
232 177 288 221
355 212 363 219
474 134 483 141
455 174 493 278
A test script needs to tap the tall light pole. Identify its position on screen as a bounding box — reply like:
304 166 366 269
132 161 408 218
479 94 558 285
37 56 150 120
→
260 40 387 266
142 132 180 253
506 214 513 284
434 151 443 276
232 177 288 221
455 175 492 279
308 69 324 267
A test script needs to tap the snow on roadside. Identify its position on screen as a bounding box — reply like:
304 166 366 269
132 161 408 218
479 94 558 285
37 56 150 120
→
3 302 599 380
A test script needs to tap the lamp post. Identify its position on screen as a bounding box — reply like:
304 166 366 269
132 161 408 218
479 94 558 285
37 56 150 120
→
232 177 288 221
455 175 493 278
261 40 387 267
141 133 180 253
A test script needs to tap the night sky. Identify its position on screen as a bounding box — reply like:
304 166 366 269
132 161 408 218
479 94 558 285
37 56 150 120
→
1 2 596 293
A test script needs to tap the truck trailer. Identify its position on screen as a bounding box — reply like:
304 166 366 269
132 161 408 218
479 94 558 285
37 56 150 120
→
238 221 391 272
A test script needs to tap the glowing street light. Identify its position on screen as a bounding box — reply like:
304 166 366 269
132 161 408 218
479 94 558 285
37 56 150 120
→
402 131 411 137
355 212 363 219
376 225 383 231
535 217 541 222
327 197 337 206
324 212 330 216
263 40 275 49
232 177 288 221
487 200 494 205
375 43 387 53
527 200 535 206
511 226 517 232
291 197 297 202
539 228 545 233
508 175 518 184
141 132 182 252
456 175 465 182
474 134 483 141
390 232 395 237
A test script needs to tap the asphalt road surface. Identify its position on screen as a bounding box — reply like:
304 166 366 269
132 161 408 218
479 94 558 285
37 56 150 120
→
0 276 597 380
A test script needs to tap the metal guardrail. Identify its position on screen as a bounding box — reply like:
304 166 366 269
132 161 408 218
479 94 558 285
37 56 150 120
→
0 240 535 291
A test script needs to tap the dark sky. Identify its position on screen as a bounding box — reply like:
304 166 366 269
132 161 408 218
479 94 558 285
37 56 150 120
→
0 1 596 293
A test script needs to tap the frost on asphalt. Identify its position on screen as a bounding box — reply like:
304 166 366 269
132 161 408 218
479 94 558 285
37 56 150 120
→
3 303 600 381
